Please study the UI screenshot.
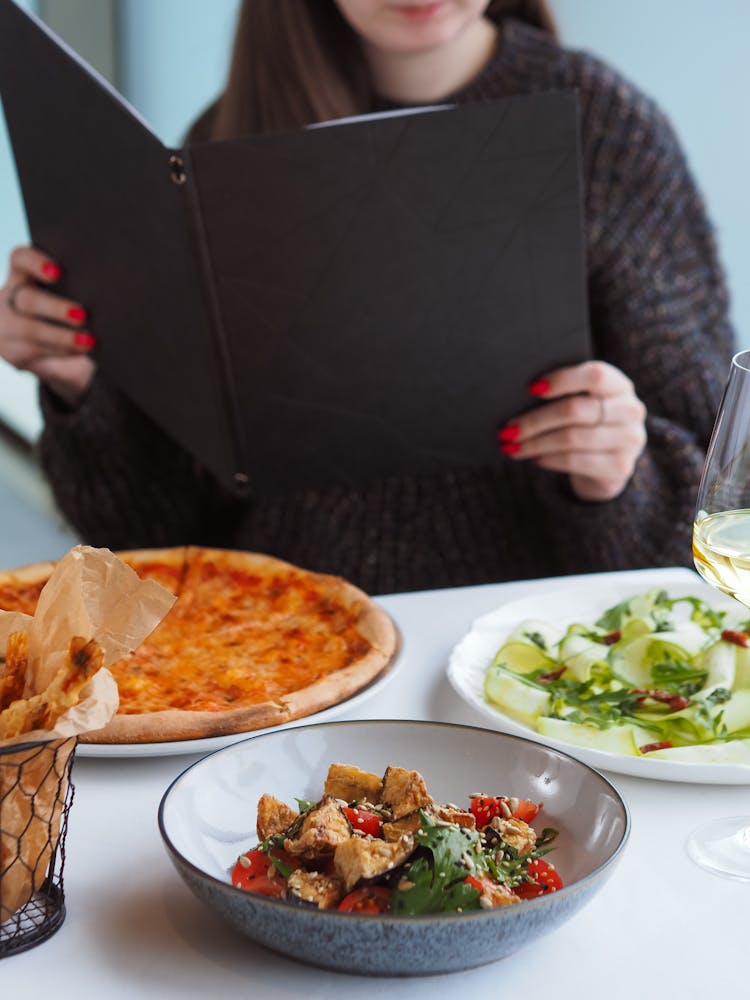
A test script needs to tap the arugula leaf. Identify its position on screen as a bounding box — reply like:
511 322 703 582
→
482 825 560 889
650 659 708 694
692 688 732 739
523 630 548 651
686 600 727 632
595 598 634 632
389 814 482 915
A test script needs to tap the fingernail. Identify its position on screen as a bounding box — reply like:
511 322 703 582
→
529 378 550 397
42 261 62 281
497 424 520 442
74 332 96 349
67 306 87 324
500 442 521 455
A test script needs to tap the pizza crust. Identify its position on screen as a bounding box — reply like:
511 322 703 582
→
0 560 57 585
80 699 290 744
280 645 396 723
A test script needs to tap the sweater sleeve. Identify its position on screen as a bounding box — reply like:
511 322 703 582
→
37 375 247 550
534 62 735 573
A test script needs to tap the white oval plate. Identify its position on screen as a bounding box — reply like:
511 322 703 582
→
447 567 750 784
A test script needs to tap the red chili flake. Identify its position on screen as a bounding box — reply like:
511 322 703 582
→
721 629 749 647
639 741 673 754
667 695 690 711
633 689 690 711
602 630 621 645
538 667 566 684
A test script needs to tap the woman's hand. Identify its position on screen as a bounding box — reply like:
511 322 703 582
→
0 246 96 406
498 360 648 501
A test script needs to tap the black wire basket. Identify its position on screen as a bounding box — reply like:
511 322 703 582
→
0 736 77 958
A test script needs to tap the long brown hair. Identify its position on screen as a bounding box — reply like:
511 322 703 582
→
209 1 557 139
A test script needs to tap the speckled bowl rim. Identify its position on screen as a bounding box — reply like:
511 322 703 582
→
158 719 631 923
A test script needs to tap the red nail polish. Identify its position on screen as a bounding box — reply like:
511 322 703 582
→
497 424 520 442
500 442 521 455
42 261 61 281
74 332 96 349
529 378 550 397
67 306 87 324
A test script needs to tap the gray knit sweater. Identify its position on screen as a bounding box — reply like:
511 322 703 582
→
38 20 735 595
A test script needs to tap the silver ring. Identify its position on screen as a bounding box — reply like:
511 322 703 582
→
6 284 24 314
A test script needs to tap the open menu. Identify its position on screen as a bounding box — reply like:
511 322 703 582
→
0 0 590 497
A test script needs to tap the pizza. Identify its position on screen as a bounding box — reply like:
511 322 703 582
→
0 547 398 744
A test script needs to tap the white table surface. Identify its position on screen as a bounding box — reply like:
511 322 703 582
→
3 571 747 996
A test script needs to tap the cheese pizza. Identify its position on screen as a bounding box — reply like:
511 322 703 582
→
0 547 398 744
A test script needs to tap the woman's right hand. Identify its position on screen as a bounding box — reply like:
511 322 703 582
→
0 245 97 406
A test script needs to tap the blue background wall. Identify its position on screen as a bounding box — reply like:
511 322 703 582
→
553 0 750 375
117 0 240 146
1 0 748 437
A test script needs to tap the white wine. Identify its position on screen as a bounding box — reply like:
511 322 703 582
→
693 509 750 606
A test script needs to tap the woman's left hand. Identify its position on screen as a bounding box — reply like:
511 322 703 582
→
498 360 648 501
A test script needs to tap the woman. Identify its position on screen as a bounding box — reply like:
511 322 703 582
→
0 1 734 594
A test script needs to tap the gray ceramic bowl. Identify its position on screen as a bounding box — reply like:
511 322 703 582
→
158 720 629 976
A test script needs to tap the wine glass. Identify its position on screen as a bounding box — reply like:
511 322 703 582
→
690 348 750 880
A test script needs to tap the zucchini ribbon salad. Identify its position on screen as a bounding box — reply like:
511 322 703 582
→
485 588 750 760
231 764 561 914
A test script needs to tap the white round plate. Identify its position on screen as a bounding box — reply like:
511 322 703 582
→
77 652 400 758
447 567 750 784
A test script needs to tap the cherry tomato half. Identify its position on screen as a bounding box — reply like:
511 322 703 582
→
342 806 383 837
469 796 541 827
231 847 300 893
512 858 563 899
338 886 391 913
464 874 495 896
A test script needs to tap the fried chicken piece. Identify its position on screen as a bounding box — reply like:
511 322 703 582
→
324 763 383 804
381 766 433 820
476 880 519 909
334 833 415 892
256 794 299 841
284 795 351 859
286 870 345 909
382 811 422 842
492 816 537 856
432 805 476 830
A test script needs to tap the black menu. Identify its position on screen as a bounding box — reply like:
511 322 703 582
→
0 0 590 496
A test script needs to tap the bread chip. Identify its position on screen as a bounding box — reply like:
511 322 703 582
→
0 630 28 711
0 635 104 740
